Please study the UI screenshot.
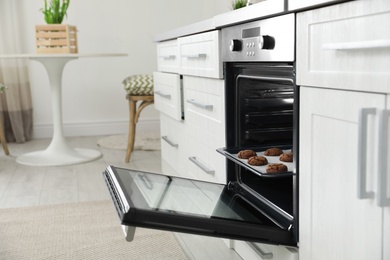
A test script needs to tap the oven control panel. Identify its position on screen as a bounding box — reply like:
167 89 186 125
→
222 13 294 62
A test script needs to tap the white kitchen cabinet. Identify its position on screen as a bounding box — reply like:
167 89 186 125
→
296 0 390 93
153 72 182 121
155 30 225 182
297 1 390 259
299 87 387 260
178 30 222 79
157 39 179 73
183 76 226 184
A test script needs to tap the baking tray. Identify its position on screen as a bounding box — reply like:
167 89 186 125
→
217 147 295 178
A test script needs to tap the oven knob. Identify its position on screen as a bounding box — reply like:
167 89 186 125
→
230 39 242 52
260 35 275 50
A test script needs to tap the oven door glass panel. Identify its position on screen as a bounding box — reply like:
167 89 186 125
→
103 165 296 246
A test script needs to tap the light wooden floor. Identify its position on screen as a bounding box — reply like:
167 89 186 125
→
0 135 242 260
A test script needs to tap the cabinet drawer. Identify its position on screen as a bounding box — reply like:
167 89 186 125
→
296 0 390 93
157 40 179 73
184 76 225 138
153 72 182 121
160 114 186 176
233 240 298 260
185 132 226 184
178 30 222 78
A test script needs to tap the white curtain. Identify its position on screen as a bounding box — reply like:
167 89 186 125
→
0 0 33 143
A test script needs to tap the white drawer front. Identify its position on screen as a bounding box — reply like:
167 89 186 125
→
153 72 182 121
160 114 186 175
157 40 179 73
297 0 390 93
178 30 222 78
233 240 298 260
185 132 226 184
184 76 225 138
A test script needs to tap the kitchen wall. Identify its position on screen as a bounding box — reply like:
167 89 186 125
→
16 0 232 138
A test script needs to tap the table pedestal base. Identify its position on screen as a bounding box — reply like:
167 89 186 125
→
16 148 102 166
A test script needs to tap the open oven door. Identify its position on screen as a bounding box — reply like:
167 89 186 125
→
103 165 296 247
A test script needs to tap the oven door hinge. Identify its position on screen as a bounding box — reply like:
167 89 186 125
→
227 181 244 194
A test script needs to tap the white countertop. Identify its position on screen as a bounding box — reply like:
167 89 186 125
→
0 53 128 59
154 0 285 42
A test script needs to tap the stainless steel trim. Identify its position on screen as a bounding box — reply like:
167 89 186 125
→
221 13 295 62
107 166 130 212
189 156 215 175
187 99 213 110
237 75 294 84
154 91 171 99
357 108 376 199
377 109 390 207
162 136 179 148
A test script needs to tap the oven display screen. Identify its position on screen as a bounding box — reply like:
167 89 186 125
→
242 27 260 39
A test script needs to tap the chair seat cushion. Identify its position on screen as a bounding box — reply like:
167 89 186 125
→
123 75 154 95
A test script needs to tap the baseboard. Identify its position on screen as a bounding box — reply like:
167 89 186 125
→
32 118 160 139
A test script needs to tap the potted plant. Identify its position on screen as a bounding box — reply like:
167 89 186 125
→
41 0 70 24
35 0 78 54
232 0 248 10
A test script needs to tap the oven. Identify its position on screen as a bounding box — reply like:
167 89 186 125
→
102 13 298 248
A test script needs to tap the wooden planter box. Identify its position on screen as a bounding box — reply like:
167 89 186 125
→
35 24 78 54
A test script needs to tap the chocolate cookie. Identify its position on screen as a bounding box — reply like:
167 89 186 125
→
266 163 288 173
279 152 293 162
238 150 257 159
264 148 283 156
248 156 268 166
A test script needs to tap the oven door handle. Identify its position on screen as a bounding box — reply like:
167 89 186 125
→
237 75 294 85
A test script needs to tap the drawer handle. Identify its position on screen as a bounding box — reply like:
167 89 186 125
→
182 53 207 58
247 242 273 259
160 55 176 60
154 91 171 99
161 136 178 148
357 108 376 200
322 39 390 51
189 156 215 175
377 109 390 207
187 99 213 110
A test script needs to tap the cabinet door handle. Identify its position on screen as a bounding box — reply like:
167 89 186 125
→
357 108 376 199
154 91 171 99
187 99 213 110
160 55 176 60
182 53 207 58
161 136 178 148
322 39 390 51
377 109 390 207
189 156 215 175
247 242 274 259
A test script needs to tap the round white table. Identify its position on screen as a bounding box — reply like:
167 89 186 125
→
0 53 127 166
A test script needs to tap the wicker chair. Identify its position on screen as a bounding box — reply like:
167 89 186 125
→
0 83 9 155
122 75 154 162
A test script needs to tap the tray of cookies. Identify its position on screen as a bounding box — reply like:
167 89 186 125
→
217 146 294 178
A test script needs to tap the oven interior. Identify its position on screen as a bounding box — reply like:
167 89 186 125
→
219 62 298 240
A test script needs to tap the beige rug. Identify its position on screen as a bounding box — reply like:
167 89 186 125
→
97 133 160 151
0 200 188 260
